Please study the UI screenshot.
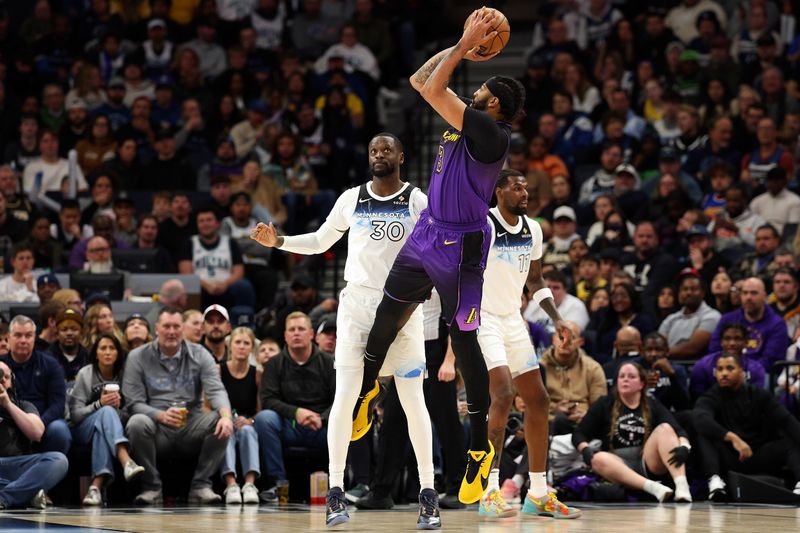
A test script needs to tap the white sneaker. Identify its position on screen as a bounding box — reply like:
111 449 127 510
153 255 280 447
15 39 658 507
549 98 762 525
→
83 486 103 506
189 487 222 504
794 482 800 496
124 460 145 482
708 475 727 501
224 485 242 505
29 490 47 509
242 483 260 504
674 479 692 503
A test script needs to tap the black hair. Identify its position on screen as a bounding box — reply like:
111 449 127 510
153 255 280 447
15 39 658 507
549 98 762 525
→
755 223 780 240
371 132 404 152
542 269 567 287
716 351 743 368
726 182 748 197
487 76 526 121
61 199 81 211
720 322 748 338
195 205 219 221
643 331 668 345
678 272 706 292
495 168 524 189
157 305 184 321
89 333 127 378
9 242 33 259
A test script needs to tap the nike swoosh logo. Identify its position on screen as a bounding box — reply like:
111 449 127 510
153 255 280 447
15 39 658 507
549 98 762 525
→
467 409 481 415
497 232 507 237
444 240 457 245
359 198 371 203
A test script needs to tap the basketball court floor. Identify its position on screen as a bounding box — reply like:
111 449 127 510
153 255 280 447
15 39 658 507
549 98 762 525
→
1 502 798 532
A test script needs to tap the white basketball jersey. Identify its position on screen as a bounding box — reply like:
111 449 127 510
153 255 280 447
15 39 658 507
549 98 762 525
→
191 235 233 282
482 207 543 316
328 182 427 290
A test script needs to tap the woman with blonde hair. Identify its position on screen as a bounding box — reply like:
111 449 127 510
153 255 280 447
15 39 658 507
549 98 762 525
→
573 362 692 503
219 326 262 504
67 63 106 111
82 304 124 348
52 288 84 314
233 160 287 226
182 309 204 343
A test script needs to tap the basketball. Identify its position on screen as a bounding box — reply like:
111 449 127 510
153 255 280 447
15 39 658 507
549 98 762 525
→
468 8 510 57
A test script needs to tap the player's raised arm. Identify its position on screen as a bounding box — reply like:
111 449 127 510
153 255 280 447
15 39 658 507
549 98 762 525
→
413 9 498 131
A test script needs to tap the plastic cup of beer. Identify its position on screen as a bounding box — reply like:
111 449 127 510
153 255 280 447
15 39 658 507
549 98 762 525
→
277 479 290 505
172 401 188 427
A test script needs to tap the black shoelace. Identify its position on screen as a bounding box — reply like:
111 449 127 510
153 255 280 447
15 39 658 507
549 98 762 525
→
420 491 439 516
328 490 346 512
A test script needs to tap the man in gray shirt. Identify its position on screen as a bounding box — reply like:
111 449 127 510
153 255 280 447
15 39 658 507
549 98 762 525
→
123 306 233 505
658 272 721 359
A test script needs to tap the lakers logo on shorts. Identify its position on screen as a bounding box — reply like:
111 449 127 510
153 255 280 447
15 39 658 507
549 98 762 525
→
465 307 478 325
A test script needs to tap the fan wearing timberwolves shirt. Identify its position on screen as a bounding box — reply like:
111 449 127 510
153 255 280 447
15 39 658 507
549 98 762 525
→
250 133 439 529
476 169 579 519
350 8 541 506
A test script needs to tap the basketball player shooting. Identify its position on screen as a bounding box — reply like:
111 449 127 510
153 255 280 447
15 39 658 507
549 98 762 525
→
350 8 534 504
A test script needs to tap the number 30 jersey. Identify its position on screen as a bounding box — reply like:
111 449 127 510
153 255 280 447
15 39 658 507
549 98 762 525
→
328 181 427 290
482 207 544 316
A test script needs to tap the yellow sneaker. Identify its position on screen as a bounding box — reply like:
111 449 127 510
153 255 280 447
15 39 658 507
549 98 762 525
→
351 380 386 441
479 489 517 518
458 442 495 504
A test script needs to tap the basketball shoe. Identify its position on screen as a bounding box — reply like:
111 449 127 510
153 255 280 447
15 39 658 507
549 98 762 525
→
458 441 494 504
479 489 517 518
351 380 386 441
416 488 441 529
326 487 350 527
522 491 581 519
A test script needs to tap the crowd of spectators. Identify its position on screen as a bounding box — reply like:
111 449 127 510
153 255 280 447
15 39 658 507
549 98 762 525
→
3 0 800 510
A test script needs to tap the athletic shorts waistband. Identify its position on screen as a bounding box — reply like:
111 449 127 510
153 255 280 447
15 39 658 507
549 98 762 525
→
425 212 488 232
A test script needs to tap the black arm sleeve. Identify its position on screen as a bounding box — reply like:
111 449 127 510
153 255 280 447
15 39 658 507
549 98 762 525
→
461 107 508 164
572 396 611 450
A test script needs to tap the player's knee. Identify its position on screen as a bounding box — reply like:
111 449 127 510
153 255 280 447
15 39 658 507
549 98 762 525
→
490 381 514 411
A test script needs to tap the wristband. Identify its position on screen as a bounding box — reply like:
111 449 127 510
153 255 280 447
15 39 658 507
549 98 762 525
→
532 287 554 307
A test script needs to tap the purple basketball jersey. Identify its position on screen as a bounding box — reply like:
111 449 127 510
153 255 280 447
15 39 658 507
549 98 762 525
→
428 124 510 224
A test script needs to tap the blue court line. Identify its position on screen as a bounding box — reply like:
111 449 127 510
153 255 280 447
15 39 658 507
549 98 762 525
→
0 516 123 533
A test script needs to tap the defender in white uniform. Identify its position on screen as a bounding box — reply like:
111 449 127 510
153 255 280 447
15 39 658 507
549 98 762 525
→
476 169 581 520
250 134 439 529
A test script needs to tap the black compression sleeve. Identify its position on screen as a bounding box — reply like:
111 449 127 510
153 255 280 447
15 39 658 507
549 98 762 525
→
461 107 508 164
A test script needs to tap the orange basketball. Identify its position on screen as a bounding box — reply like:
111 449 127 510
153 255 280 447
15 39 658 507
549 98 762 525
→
474 9 511 57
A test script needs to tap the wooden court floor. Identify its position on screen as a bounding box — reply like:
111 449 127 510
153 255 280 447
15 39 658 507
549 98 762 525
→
3 502 800 533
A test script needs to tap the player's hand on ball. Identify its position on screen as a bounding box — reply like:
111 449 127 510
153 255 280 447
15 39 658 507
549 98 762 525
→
250 222 278 247
461 8 498 53
464 46 500 62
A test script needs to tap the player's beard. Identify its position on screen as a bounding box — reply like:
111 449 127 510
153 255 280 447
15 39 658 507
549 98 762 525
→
510 203 526 216
471 97 489 111
371 161 394 177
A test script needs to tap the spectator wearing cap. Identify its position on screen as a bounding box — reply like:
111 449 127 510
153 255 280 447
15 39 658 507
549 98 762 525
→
48 308 88 383
182 16 227 79
658 272 721 359
201 305 231 363
684 224 730 288
123 314 152 352
151 76 181 129
177 206 256 312
735 224 781 279
59 95 89 155
75 115 117 177
230 100 268 159
2 315 71 455
645 146 703 204
254 311 335 500
143 19 174 78
664 0 727 44
708 277 789 371
111 193 137 246
578 141 623 206
221 191 280 310
315 315 336 354
35 300 66 352
37 273 61 304
543 206 581 271
622 221 680 316
613 164 649 223
22 129 88 194
69 333 145 506
0 243 39 303
95 77 131 132
742 118 795 191
123 306 233 505
140 126 194 190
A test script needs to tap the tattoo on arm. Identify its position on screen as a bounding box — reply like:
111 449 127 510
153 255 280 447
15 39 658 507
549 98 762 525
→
413 49 450 86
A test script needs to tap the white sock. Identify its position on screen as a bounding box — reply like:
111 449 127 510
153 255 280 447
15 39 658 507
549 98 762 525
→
486 469 500 494
395 375 435 490
326 365 363 490
643 479 672 502
674 475 689 491
528 472 548 498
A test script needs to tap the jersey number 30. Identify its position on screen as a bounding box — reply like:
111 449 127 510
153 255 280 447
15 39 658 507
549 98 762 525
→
370 220 405 242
